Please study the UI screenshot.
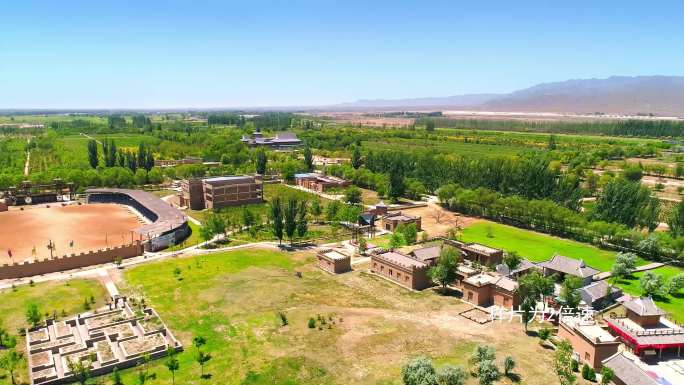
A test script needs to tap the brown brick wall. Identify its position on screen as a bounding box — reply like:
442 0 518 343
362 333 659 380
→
370 257 430 290
0 242 143 279
557 322 620 370
627 311 661 328
317 255 351 274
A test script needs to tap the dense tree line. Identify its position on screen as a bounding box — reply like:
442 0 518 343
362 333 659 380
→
207 113 245 126
416 118 684 138
362 149 582 207
592 178 660 230
437 184 683 261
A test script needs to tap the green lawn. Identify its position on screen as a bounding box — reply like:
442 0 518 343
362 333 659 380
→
116 247 561 385
459 221 637 272
0 279 107 385
613 265 684 323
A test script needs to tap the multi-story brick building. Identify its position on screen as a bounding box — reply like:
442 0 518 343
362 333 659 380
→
179 175 263 210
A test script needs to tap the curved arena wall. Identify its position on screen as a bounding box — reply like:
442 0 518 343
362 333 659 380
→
86 188 190 252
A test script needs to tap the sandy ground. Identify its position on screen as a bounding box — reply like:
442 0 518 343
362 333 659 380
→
402 203 479 236
0 204 142 264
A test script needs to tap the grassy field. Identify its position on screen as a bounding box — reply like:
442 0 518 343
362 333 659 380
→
459 221 639 272
0 279 107 385
116 247 562 385
613 265 684 323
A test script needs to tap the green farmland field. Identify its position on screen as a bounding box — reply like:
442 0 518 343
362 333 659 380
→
459 221 642 272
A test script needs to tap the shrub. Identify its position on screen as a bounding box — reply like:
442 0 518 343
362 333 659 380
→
581 363 597 381
278 312 288 326
571 359 579 372
538 327 551 343
307 318 316 329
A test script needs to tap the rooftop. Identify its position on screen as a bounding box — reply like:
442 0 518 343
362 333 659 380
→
606 317 684 348
623 297 667 317
496 259 537 276
561 316 619 343
203 175 255 184
86 188 187 237
384 212 419 222
320 250 349 261
464 273 496 287
410 245 441 262
579 280 622 304
463 243 502 256
602 352 658 385
374 251 427 269
493 276 518 292
538 255 600 278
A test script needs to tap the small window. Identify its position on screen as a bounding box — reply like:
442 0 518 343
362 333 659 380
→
584 352 590 361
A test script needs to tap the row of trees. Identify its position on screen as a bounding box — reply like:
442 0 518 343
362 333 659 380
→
437 184 683 261
91 140 156 172
270 196 309 245
416 117 684 138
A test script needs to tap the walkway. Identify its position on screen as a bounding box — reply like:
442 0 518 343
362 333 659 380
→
24 137 30 176
594 261 667 281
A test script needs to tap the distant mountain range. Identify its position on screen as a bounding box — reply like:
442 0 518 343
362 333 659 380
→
336 76 684 116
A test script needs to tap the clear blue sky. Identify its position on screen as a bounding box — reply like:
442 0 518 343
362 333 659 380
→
1 1 682 109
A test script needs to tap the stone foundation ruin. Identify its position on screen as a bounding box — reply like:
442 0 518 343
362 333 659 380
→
26 296 181 385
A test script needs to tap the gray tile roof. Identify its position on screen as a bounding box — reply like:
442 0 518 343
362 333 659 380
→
602 352 658 385
410 246 441 263
538 255 599 278
579 280 622 305
622 297 667 316
496 259 537 276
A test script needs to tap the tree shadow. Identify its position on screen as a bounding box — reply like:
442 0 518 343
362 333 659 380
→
525 330 538 337
434 287 462 298
201 373 213 380
506 372 522 383
652 294 671 303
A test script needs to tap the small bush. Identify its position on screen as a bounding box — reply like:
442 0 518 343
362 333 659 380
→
278 312 288 326
571 359 579 372
582 363 595 380
308 318 316 329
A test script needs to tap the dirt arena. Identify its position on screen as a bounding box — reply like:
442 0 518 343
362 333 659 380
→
0 204 142 264
402 203 479 236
